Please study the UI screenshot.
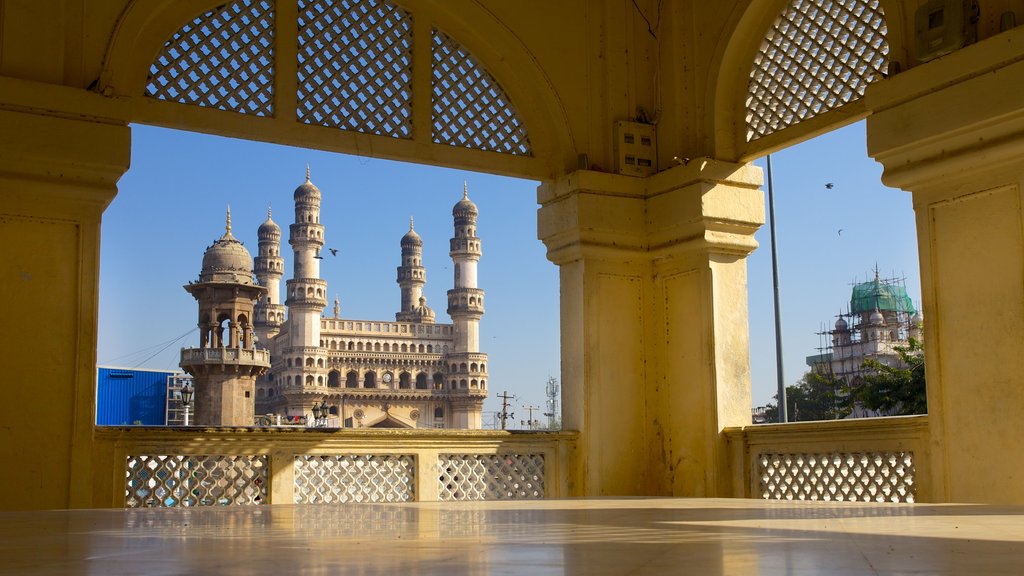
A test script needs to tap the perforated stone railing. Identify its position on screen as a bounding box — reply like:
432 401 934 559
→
294 454 415 503
125 454 268 508
438 454 545 500
146 0 275 116
728 415 930 502
759 451 914 502
102 429 572 507
746 0 889 141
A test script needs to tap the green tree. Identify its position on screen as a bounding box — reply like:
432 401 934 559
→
762 370 849 422
854 338 927 415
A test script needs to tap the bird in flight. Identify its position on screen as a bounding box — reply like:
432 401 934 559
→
329 248 338 256
838 229 844 236
825 182 835 189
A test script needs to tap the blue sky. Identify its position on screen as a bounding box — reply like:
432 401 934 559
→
97 120 920 421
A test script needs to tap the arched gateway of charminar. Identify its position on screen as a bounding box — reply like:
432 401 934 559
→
182 171 488 429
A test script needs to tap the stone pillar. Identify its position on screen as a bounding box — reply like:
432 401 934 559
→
866 28 1024 504
538 161 763 497
0 108 130 509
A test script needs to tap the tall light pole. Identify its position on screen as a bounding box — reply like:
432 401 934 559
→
766 154 788 423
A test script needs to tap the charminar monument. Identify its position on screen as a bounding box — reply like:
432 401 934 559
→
180 170 488 429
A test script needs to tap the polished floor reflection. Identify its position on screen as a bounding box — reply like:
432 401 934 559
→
2 498 1023 575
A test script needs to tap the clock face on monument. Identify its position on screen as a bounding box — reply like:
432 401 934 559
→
382 373 393 383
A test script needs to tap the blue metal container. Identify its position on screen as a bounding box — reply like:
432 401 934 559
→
96 367 177 425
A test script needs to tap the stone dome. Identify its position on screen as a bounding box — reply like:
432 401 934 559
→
453 182 478 218
402 228 422 247
200 230 255 285
835 317 848 331
869 308 885 325
402 217 422 247
258 210 280 239
294 168 321 204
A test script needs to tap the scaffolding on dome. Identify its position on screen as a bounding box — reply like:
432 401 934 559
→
810 269 921 389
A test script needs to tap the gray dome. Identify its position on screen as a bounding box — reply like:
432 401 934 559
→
402 228 422 247
453 182 478 218
258 213 280 239
200 231 255 284
453 196 478 218
835 317 848 331
294 179 321 204
869 308 885 325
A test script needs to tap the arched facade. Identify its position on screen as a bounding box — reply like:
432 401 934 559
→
2 0 1024 510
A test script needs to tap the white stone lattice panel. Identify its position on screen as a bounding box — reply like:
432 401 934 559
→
759 451 914 503
431 29 532 156
438 454 544 500
125 455 268 508
146 0 275 116
746 0 888 141
294 454 415 503
297 0 413 138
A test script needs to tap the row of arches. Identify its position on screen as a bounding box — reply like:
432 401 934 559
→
449 378 486 390
290 286 325 299
323 340 446 354
449 362 486 373
328 369 444 390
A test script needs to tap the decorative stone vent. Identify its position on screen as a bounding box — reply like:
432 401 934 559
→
431 29 532 156
146 0 275 116
746 0 888 141
297 0 413 137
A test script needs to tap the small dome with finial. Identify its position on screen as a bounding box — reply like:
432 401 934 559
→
294 165 321 204
258 205 280 239
200 206 256 284
401 216 422 247
869 308 885 325
835 316 848 331
453 180 478 218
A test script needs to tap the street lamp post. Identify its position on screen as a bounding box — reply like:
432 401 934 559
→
311 401 328 428
180 382 194 427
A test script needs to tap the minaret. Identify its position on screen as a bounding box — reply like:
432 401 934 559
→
180 207 270 426
397 216 435 323
446 182 487 428
254 205 286 344
281 167 329 418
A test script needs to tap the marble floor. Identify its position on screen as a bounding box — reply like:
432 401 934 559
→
2 498 1023 575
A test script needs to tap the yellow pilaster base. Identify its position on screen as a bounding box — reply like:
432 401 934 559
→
538 161 764 496
867 27 1024 504
0 108 129 509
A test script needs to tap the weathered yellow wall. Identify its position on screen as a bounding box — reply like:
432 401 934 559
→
868 26 1024 503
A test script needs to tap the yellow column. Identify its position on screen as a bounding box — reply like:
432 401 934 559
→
0 107 129 509
866 28 1024 503
538 161 764 496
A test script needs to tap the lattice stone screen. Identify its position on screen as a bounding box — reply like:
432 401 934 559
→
431 29 532 156
146 0 275 116
297 0 413 137
125 455 268 508
746 0 888 141
759 451 915 503
294 454 415 503
438 454 544 500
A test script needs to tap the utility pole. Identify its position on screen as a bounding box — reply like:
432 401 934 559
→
523 405 539 429
497 391 515 430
